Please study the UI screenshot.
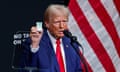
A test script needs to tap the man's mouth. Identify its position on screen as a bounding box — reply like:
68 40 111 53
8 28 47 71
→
59 30 64 33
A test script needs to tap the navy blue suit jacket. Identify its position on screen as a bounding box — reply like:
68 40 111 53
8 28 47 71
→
20 30 82 72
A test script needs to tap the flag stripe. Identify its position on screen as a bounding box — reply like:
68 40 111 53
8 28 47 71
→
99 0 120 71
69 0 116 72
101 0 120 39
80 52 93 72
68 13 105 72
113 0 120 16
89 0 120 57
68 1 93 71
76 0 120 71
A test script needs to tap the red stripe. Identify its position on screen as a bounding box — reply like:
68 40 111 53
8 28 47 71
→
68 1 93 72
114 0 120 16
69 0 116 72
89 0 120 57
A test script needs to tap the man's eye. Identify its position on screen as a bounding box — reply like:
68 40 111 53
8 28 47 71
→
31 31 41 34
30 32 36 34
54 21 60 23
61 20 68 22
53 20 68 24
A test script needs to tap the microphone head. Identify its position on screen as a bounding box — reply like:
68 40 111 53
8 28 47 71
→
64 30 81 47
63 30 72 38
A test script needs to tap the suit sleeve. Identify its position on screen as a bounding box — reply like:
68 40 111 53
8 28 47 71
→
72 43 83 72
75 54 83 72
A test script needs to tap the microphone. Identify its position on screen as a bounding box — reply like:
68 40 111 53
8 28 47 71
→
63 30 82 47
63 30 78 43
63 30 72 38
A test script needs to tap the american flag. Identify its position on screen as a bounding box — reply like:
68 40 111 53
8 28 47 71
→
67 0 120 72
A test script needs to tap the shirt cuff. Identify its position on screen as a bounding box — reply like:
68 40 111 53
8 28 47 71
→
30 45 40 53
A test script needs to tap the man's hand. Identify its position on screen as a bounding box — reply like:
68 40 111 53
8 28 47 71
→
30 26 43 48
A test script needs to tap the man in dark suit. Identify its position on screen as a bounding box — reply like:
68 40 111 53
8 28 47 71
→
20 4 82 72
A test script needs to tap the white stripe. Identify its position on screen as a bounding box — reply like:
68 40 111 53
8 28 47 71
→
77 0 120 72
75 0 106 72
68 12 105 72
100 0 120 71
101 0 120 38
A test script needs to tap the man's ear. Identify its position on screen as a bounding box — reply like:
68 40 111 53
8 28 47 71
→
44 21 49 28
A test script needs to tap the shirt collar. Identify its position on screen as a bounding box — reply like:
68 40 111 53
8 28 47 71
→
47 30 62 44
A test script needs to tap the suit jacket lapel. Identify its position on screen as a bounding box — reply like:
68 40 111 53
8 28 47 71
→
41 30 60 72
62 37 72 72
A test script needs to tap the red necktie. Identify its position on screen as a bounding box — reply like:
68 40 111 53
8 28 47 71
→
56 39 65 72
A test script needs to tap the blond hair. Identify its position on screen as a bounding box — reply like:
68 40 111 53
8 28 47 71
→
44 4 69 22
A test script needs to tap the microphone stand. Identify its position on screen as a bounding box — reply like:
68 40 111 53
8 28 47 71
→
70 36 88 72
63 30 88 72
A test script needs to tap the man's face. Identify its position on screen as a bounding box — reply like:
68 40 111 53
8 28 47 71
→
30 26 42 43
45 14 68 39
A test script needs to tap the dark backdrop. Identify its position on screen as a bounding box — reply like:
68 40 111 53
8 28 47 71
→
1 0 69 72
